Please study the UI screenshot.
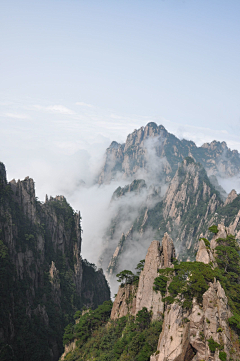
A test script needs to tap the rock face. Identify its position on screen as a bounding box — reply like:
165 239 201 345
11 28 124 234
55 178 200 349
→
151 280 232 361
110 283 137 320
0 162 110 361
99 123 240 280
103 158 233 278
224 189 238 206
111 235 175 321
102 152 240 283
196 239 216 266
98 123 240 184
111 226 237 361
134 239 170 320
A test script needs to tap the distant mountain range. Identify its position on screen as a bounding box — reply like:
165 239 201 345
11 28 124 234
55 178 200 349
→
98 122 240 185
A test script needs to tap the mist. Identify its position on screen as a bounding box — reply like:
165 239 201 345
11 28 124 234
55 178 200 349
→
2 108 240 295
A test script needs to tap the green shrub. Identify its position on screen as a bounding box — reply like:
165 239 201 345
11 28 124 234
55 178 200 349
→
156 262 215 308
200 237 210 248
219 351 227 361
209 225 218 234
153 275 168 296
208 337 220 352
63 308 162 361
136 307 152 330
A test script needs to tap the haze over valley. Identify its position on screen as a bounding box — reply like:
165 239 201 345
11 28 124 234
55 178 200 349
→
1 1 240 360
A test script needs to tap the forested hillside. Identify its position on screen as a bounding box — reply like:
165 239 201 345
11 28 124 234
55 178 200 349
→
0 162 110 361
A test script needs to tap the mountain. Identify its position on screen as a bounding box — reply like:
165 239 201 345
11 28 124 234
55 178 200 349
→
101 158 240 281
98 122 240 185
0 162 110 361
97 124 240 283
60 226 240 361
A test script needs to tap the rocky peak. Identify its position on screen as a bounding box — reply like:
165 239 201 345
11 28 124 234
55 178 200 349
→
112 179 147 200
201 140 227 150
111 234 176 321
0 162 7 185
196 237 217 267
160 232 176 268
98 124 240 184
109 141 121 149
10 176 37 223
224 189 238 206
196 223 236 266
135 236 175 320
124 123 168 151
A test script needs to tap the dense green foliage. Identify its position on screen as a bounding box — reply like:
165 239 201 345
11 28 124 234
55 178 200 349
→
63 304 162 361
154 261 215 308
154 233 240 340
153 232 240 310
116 260 146 287
0 172 110 361
209 225 219 234
153 275 168 297
207 337 223 352
219 351 227 361
213 234 240 335
63 300 113 346
116 270 139 287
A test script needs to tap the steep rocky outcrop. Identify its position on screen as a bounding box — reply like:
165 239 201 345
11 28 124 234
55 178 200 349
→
0 162 110 361
111 227 238 361
151 280 232 361
110 283 137 320
134 236 175 320
224 189 238 206
112 179 147 200
111 235 175 321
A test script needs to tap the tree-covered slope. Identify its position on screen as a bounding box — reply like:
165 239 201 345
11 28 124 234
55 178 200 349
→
0 162 110 361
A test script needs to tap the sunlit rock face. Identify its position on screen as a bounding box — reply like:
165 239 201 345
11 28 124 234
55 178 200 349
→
151 280 232 361
111 235 175 321
112 228 236 361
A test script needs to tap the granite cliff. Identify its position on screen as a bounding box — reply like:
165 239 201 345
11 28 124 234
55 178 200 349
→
102 158 240 280
0 162 110 361
61 226 240 361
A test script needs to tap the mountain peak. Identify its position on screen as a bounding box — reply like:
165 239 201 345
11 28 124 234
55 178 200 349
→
0 162 7 185
109 141 121 149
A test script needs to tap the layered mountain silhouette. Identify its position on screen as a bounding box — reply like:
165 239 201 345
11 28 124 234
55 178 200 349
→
98 123 240 280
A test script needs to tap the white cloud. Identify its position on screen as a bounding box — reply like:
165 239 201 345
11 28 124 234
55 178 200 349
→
47 105 75 114
4 113 30 119
76 102 94 108
33 104 75 115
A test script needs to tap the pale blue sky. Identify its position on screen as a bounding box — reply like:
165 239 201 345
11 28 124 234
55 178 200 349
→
1 0 240 264
1 0 240 195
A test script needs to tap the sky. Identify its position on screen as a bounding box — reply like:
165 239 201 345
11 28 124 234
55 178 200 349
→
1 0 240 264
